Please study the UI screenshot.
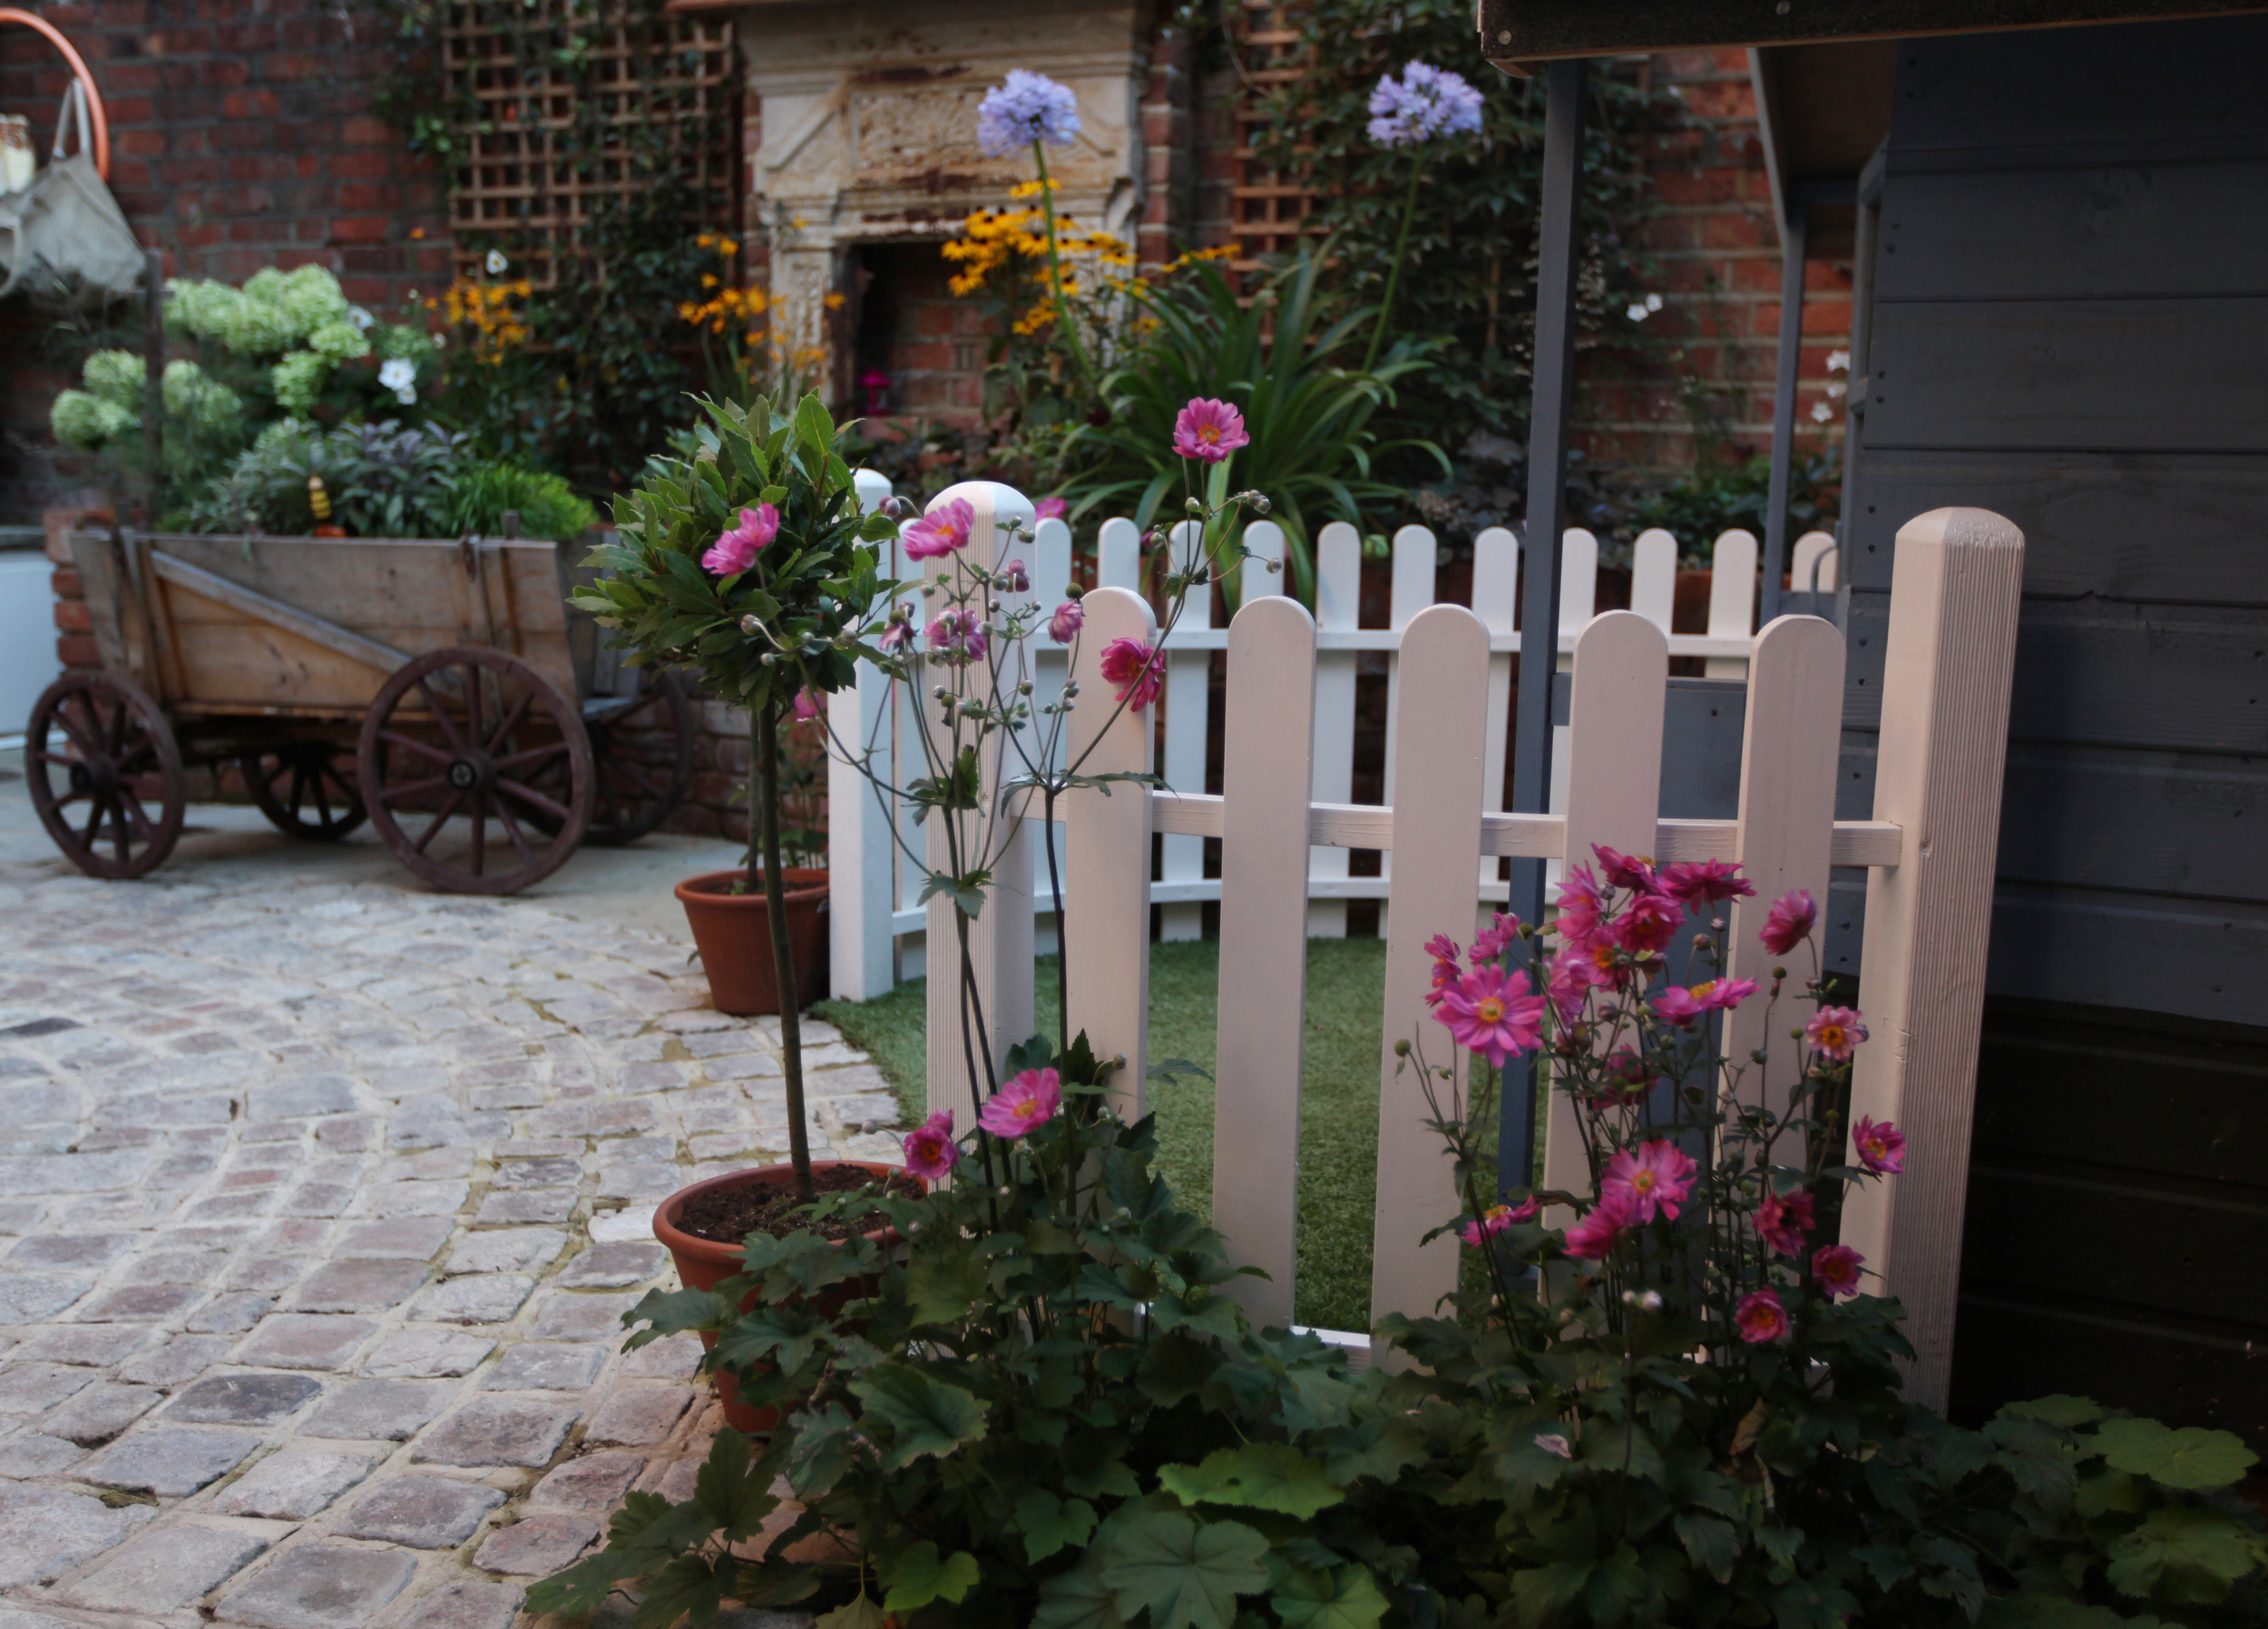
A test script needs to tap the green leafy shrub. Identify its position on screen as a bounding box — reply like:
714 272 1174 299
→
444 461 599 541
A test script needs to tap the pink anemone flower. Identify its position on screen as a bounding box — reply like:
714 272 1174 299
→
1098 638 1163 709
1659 858 1755 905
1811 1244 1864 1300
1435 963 1546 1067
1756 1187 1816 1256
1591 844 1661 893
1458 1197 1539 1248
1653 977 1760 1025
1852 1116 1906 1175
903 497 975 560
1561 1192 1636 1261
1553 863 1605 942
1048 600 1085 645
1760 888 1818 956
1422 934 1461 1010
1612 892 1683 957
1034 496 1070 523
900 1110 956 1182
978 1068 1062 1139
1172 397 1250 463
791 686 823 723
702 503 779 576
1471 911 1520 964
1804 1005 1868 1061
1600 1138 1697 1223
924 608 987 665
1734 1289 1790 1344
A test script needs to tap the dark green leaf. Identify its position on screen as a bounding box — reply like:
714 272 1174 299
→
1673 1513 1737 1585
1098 1511 1271 1629
1269 1566 1390 1629
882 1541 981 1612
1158 1444 1344 1518
1014 1487 1100 1564
848 1363 989 1470
2092 1418 2260 1491
631 1552 732 1629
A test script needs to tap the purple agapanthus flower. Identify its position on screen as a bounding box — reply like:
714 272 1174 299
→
978 71 1081 157
1367 61 1484 148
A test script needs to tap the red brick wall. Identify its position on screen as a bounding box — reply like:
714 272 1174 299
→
0 0 454 521
1577 50 1853 474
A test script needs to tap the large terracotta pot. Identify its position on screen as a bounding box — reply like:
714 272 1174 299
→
675 868 828 1016
653 1160 911 1435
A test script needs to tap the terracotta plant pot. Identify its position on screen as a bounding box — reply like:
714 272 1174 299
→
675 868 828 1016
653 1160 911 1436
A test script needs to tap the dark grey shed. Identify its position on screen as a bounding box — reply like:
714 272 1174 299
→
1484 0 2268 1439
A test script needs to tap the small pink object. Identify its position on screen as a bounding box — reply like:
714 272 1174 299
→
1653 977 1758 1025
1172 397 1250 463
1658 858 1755 905
879 607 915 654
979 1068 1062 1139
1733 1288 1790 1344
1553 863 1605 941
1435 963 1545 1067
1591 844 1659 893
1561 1191 1635 1260
1852 1115 1906 1175
1423 936 1461 1010
1458 1197 1539 1248
1098 637 1163 708
1804 1005 1868 1061
1048 600 1085 645
924 608 987 664
900 1110 956 1181
701 503 779 576
1811 1244 1863 1299
791 686 822 722
1600 1138 1696 1223
1612 892 1681 956
1002 558 1030 593
1035 496 1070 522
1470 912 1520 964
1761 888 1818 956
1756 1187 1815 1256
903 497 975 560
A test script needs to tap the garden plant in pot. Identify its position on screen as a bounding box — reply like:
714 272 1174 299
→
572 389 910 1428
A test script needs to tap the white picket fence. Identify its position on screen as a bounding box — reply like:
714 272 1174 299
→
898 487 2022 1409
826 483 1842 1000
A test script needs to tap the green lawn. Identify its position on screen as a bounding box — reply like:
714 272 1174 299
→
816 939 1395 1332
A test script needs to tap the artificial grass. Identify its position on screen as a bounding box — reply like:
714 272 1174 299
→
816 939 1392 1332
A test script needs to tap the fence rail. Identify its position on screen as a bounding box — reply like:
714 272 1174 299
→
828 486 1843 998
894 487 2022 1408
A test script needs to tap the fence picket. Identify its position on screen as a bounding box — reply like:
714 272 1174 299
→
922 484 1037 1134
1472 525 1519 911
1371 603 1492 1342
1706 530 1760 678
1791 529 1838 595
1377 525 1439 936
1307 522 1363 939
1063 586 1159 1118
1160 522 1213 942
1838 508 2026 1410
829 471 899 1001
1722 615 1845 1107
1631 528 1677 632
1212 594 1319 1327
1540 612 1669 1213
1098 516 1141 592
1240 519 1287 602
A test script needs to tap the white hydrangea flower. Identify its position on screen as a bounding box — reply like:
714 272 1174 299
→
378 357 418 405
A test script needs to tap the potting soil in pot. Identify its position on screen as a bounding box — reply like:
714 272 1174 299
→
674 1164 925 1244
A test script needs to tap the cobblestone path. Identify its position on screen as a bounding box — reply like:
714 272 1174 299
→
0 867 907 1629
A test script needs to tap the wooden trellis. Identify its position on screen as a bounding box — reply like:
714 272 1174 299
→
438 0 738 287
1228 0 1321 273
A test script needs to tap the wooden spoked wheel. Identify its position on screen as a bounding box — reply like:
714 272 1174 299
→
543 668 696 846
241 743 366 840
25 671 186 881
356 647 593 895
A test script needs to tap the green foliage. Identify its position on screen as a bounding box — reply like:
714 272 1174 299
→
574 391 894 719
1247 0 1663 453
1628 446 1843 561
165 264 433 420
1066 251 1445 597
445 460 600 541
179 418 484 539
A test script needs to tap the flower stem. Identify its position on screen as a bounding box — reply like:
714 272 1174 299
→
1032 142 1097 390
756 702 815 1203
1362 160 1425 374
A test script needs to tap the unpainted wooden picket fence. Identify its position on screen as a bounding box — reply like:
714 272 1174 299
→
826 485 1842 1000
891 485 2022 1410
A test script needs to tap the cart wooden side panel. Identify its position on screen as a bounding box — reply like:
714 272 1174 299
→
65 531 578 717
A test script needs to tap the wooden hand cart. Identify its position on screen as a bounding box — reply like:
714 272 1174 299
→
24 525 697 893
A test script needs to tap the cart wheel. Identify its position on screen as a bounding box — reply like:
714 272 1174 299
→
568 669 697 846
25 671 186 881
241 744 367 841
357 647 593 895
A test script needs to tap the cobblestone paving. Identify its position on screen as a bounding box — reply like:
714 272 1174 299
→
0 867 909 1629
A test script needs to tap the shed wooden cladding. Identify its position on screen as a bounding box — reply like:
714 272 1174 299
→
1836 14 2268 1438
439 0 737 288
66 532 579 718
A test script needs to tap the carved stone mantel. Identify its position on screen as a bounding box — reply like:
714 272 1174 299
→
731 0 1155 376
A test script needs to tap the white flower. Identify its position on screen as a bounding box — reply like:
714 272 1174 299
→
430 331 447 350
1826 348 1851 373
1625 292 1666 322
1535 1433 1573 1460
484 250 508 276
1810 399 1834 423
378 357 418 405
1826 378 1847 399
347 306 375 333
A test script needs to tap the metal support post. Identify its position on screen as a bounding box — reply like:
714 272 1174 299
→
1762 201 1808 625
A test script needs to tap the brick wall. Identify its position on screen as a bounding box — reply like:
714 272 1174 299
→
0 0 455 522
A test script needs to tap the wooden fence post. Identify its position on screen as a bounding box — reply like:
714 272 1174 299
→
1371 603 1491 1342
1160 522 1212 942
1706 530 1760 679
1214 594 1318 1327
1840 506 2026 1410
1308 522 1362 939
922 483 1037 1135
1473 525 1518 918
1063 586 1158 1119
